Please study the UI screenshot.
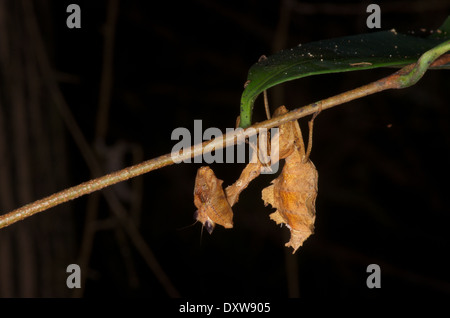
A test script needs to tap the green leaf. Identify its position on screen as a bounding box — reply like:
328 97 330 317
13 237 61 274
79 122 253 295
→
431 16 450 39
240 21 450 128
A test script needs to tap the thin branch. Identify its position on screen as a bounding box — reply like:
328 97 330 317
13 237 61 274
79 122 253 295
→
95 0 119 140
75 0 119 298
23 0 180 297
0 47 449 230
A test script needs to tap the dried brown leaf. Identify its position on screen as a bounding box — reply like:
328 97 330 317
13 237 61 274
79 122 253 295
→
194 166 233 234
272 106 305 160
262 106 318 253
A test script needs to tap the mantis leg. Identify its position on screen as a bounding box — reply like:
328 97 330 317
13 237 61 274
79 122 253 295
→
304 104 322 162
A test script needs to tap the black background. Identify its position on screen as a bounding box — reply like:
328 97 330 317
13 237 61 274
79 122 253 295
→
1 0 450 299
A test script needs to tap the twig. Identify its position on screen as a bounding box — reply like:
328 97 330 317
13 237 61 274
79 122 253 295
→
95 0 119 140
74 0 119 298
1 43 449 231
22 0 180 298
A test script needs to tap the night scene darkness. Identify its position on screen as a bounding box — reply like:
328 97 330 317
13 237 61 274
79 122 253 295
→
0 0 450 304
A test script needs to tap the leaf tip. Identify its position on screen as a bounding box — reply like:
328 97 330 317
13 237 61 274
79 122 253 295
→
286 228 314 254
